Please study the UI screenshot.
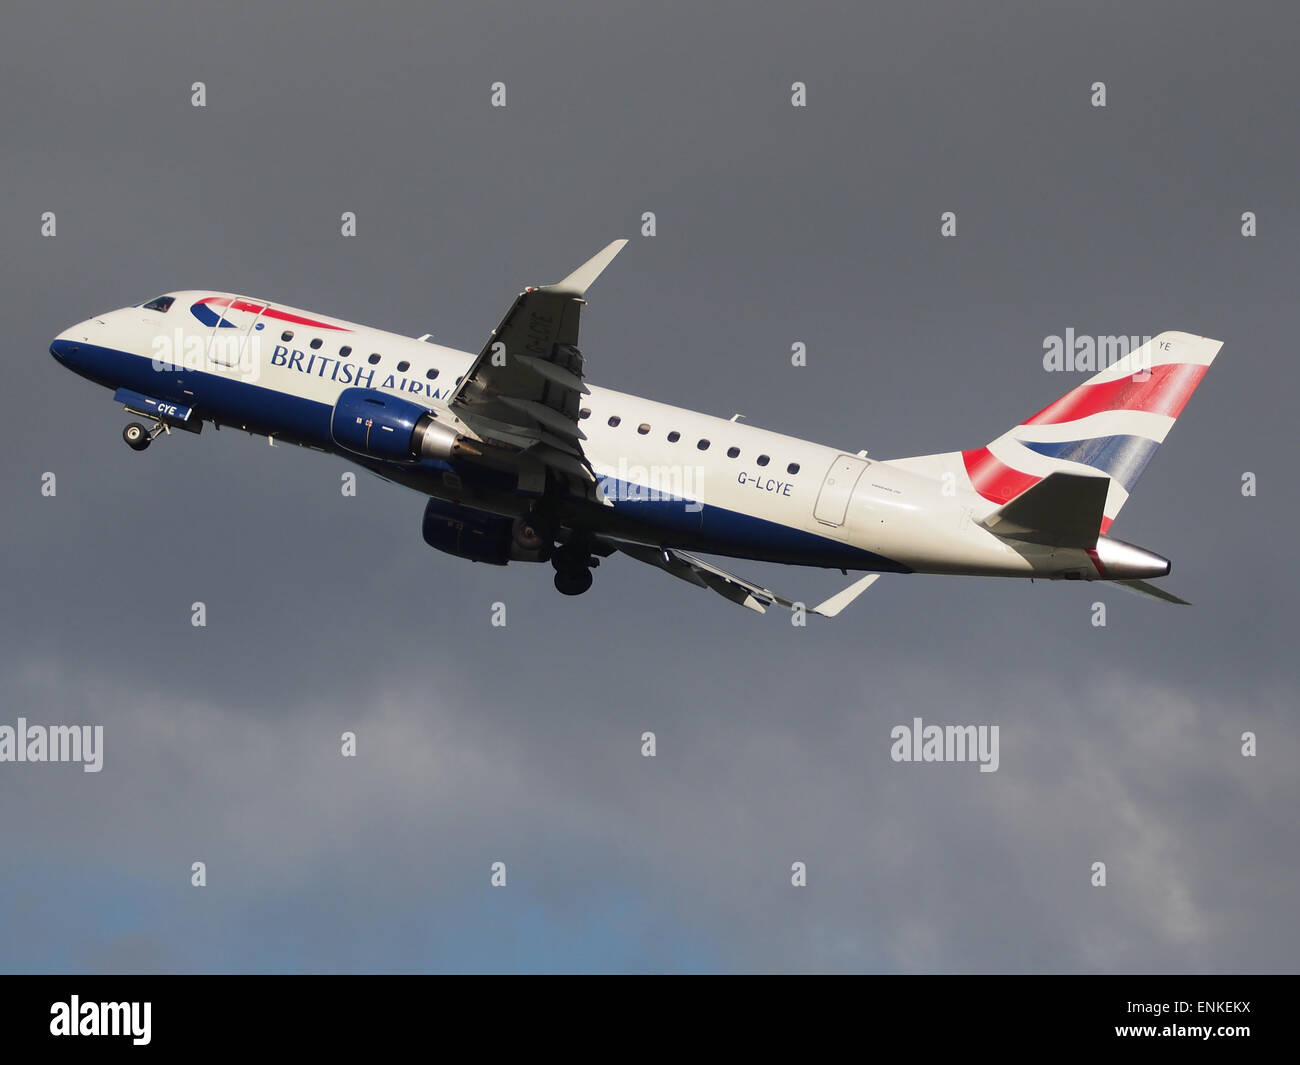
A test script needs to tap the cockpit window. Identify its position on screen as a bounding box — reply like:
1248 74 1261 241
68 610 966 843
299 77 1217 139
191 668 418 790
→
142 295 174 313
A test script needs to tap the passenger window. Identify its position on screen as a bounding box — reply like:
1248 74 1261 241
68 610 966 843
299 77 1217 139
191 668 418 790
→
427 368 439 380
726 446 740 458
667 431 680 442
608 416 621 427
142 296 174 313
757 454 770 466
339 345 352 357
697 439 710 450
281 331 294 342
579 408 591 419
637 424 650 435
397 360 410 372
368 353 381 365
310 338 322 350
787 462 800 474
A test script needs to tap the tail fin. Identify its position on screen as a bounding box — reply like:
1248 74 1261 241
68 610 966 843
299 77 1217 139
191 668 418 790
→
957 331 1221 532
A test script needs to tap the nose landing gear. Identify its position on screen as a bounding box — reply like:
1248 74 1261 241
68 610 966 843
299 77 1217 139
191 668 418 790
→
122 422 153 451
121 411 177 452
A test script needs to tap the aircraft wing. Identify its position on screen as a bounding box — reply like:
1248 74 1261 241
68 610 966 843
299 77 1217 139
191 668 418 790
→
446 240 627 483
612 540 878 617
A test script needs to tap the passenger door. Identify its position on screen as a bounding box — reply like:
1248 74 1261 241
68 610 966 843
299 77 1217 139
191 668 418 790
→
813 454 870 526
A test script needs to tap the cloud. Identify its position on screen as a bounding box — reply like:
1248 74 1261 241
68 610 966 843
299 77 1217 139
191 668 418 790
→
3 653 1294 972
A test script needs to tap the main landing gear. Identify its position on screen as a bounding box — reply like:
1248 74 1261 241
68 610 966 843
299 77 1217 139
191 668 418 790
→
552 540 598 596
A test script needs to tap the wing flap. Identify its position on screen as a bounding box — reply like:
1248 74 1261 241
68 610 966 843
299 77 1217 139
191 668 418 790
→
514 352 590 394
497 395 587 441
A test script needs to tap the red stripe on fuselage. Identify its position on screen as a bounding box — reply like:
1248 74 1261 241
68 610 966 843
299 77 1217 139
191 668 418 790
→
1022 363 1207 426
195 296 349 332
961 448 1042 504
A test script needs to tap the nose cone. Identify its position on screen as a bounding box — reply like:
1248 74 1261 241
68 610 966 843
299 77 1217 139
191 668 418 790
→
50 335 80 363
50 321 93 368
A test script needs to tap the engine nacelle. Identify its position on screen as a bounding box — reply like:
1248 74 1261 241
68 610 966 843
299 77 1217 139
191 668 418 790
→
421 499 551 565
331 387 467 463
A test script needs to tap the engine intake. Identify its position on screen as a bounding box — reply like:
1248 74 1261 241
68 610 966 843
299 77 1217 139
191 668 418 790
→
331 387 475 463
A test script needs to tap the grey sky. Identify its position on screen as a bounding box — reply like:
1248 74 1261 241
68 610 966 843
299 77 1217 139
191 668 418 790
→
1 0 1296 972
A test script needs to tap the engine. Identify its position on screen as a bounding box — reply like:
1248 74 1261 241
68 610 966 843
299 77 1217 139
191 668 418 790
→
421 498 551 565
331 387 472 463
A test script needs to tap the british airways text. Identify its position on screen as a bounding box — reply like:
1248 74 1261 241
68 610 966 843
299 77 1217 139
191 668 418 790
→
271 345 449 399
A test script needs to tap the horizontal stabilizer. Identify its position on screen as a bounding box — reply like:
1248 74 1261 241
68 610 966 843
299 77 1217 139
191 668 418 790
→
1110 579 1190 605
981 471 1108 547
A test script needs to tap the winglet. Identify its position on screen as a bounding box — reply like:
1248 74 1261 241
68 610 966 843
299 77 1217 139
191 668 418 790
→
812 574 880 617
543 239 629 297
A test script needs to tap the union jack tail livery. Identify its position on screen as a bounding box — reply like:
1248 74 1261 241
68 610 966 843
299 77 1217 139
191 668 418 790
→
963 332 1221 534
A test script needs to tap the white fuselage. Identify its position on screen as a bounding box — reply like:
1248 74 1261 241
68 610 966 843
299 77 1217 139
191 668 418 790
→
50 292 1099 580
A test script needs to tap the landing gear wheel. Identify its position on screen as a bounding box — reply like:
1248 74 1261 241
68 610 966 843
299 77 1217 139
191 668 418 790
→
512 517 553 561
553 567 594 596
551 543 593 572
123 422 151 451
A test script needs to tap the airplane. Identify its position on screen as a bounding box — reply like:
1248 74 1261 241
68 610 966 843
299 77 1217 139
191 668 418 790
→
48 240 1221 616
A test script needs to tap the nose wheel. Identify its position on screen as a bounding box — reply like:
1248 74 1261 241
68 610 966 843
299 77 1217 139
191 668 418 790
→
121 411 176 452
122 422 152 451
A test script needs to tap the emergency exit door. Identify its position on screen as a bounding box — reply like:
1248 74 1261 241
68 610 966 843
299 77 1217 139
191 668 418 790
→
205 296 269 370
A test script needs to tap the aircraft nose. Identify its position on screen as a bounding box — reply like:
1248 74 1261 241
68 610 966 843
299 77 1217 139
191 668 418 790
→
49 336 80 362
50 322 92 364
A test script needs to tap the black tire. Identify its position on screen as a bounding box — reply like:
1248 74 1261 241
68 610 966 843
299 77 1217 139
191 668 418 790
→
512 517 551 554
123 423 151 451
551 542 590 573
553 567 593 596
